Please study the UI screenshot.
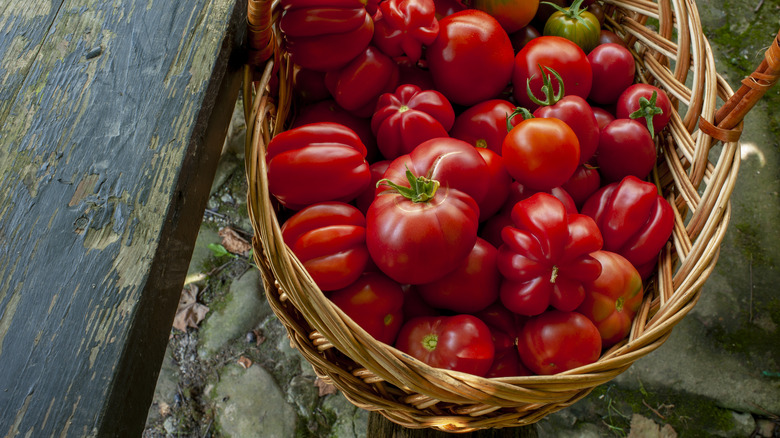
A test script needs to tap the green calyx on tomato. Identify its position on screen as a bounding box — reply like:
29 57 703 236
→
526 64 565 107
542 0 600 53
423 333 438 351
377 168 440 203
505 107 535 132
628 90 664 138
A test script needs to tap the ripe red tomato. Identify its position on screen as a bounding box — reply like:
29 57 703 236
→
417 238 500 313
372 0 439 62
449 99 519 156
576 250 643 347
560 163 601 209
279 0 374 71
329 272 405 344
426 10 515 106
596 119 656 183
587 43 636 105
474 146 512 221
371 84 455 159
533 94 600 164
513 36 592 109
470 0 538 34
292 99 379 162
395 315 495 376
380 137 491 205
497 193 603 316
266 122 371 210
281 202 370 291
324 46 400 117
473 304 531 377
615 84 672 136
517 310 602 375
367 170 479 284
502 116 580 191
355 160 391 215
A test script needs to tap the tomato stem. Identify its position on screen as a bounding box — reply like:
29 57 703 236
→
541 0 594 28
526 64 565 107
615 296 624 313
550 265 559 283
506 107 535 132
377 168 440 203
422 333 438 352
628 90 663 138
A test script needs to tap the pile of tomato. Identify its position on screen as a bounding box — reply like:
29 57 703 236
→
266 0 676 378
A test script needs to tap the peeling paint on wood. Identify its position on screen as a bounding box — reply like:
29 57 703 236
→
0 0 247 436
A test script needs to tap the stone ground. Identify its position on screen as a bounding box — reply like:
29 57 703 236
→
142 1 780 437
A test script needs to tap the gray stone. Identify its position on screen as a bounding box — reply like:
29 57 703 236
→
198 269 269 357
212 363 298 438
187 226 221 280
210 153 241 196
287 375 319 418
145 343 179 425
320 392 368 438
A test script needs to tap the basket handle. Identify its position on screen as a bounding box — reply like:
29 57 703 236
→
247 0 275 66
701 28 780 142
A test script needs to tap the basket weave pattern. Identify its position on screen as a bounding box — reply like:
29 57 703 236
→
243 0 778 431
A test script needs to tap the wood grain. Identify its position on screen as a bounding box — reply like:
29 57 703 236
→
0 0 247 435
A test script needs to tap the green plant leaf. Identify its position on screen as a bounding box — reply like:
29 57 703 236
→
208 243 230 258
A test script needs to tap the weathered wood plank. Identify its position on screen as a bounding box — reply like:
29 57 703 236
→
0 0 247 436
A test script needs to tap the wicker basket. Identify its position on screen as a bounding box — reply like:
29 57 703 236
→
242 0 780 432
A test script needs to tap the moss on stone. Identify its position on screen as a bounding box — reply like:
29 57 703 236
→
586 383 741 437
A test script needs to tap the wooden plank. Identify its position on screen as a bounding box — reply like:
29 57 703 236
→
0 0 247 436
367 413 539 437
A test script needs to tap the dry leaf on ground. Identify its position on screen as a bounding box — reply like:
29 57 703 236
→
238 356 253 369
173 285 210 332
218 227 252 255
314 377 338 397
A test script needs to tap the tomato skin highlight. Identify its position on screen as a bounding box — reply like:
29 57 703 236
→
502 117 580 192
517 310 602 375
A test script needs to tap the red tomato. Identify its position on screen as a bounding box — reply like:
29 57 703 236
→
470 0 538 34
292 66 330 102
591 106 615 131
517 310 602 375
502 116 580 191
355 160 391 215
396 57 436 91
281 202 370 291
367 170 479 284
503 182 578 215
560 163 601 209
403 284 441 319
581 175 674 279
497 193 603 316
587 43 636 105
433 0 466 19
371 84 455 159
474 147 512 221
508 25 542 53
329 272 405 344
395 315 495 376
279 0 374 72
533 94 600 164
598 29 626 47
325 46 400 117
292 99 379 162
426 10 515 106
449 99 519 156
513 36 592 110
473 304 531 377
576 251 643 347
266 122 371 210
380 137 491 205
596 119 656 183
372 0 439 62
417 238 500 313
615 84 672 136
